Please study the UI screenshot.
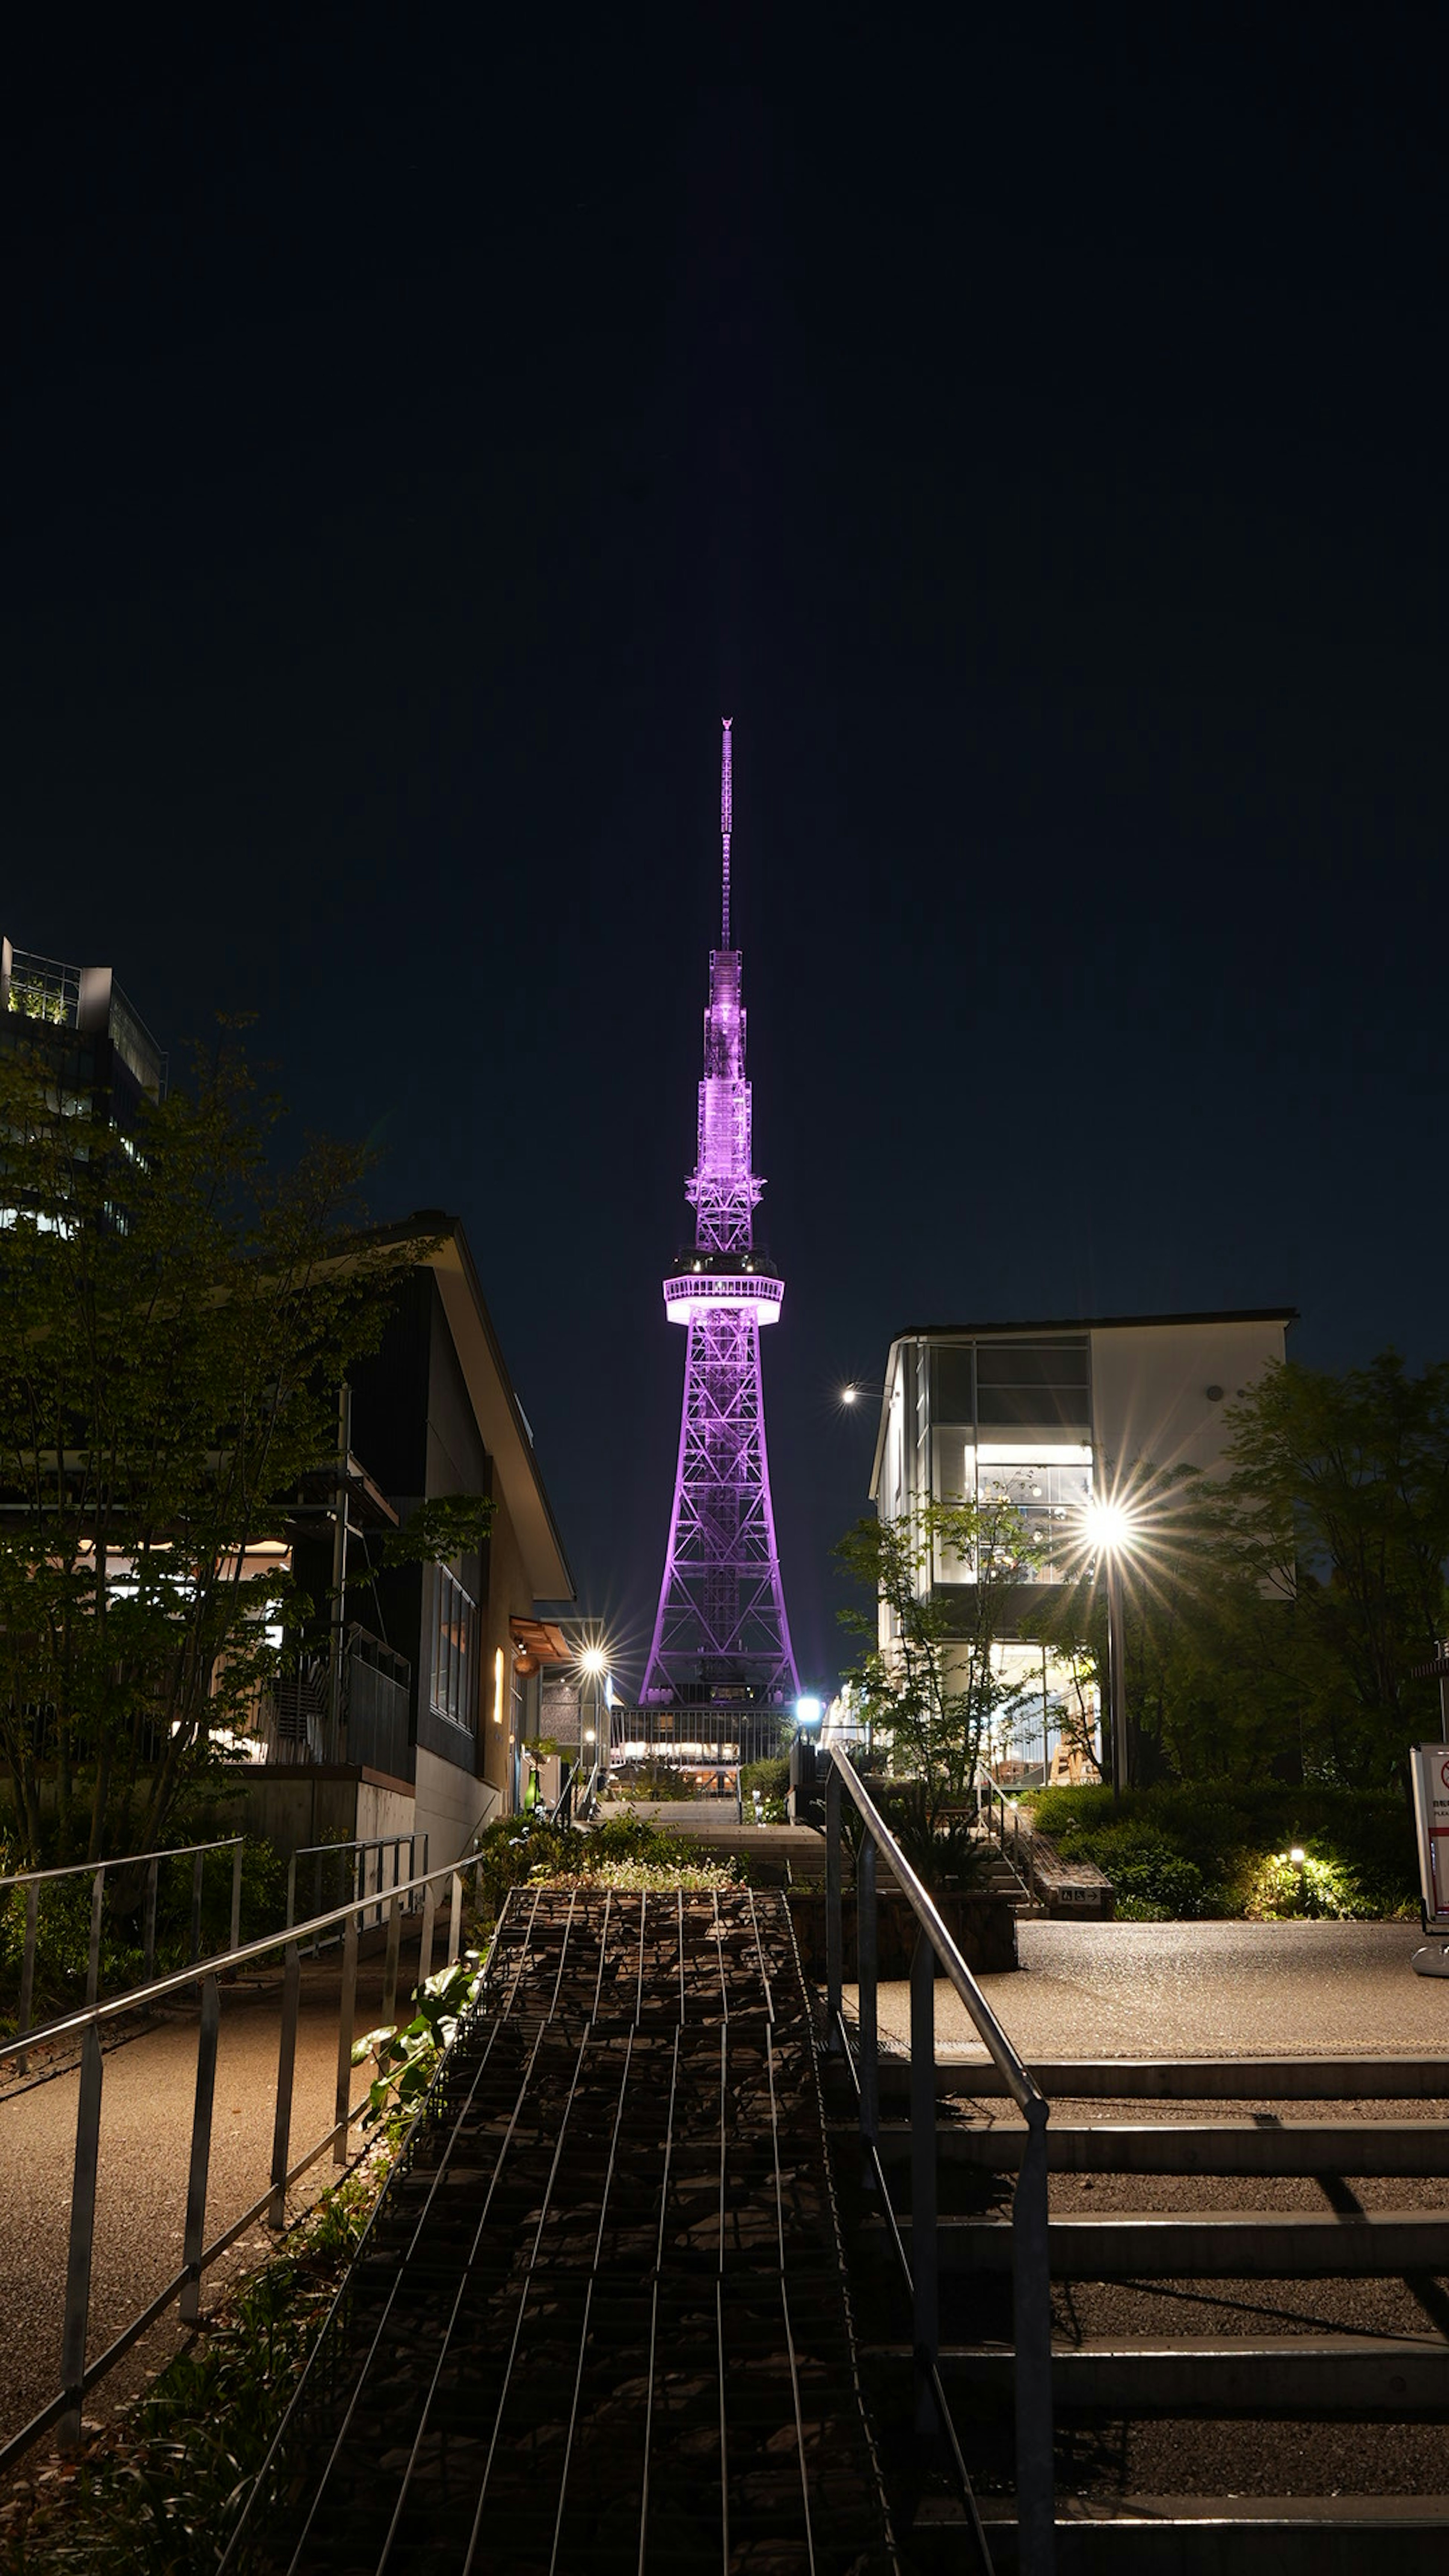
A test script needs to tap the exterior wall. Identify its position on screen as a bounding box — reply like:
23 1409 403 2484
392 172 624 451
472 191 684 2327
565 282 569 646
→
413 1742 503 1870
479 1491 536 1816
232 1769 416 1864
1088 1316 1287 1483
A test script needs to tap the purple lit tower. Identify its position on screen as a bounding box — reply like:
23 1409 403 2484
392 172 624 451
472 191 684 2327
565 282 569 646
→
641 721 800 1713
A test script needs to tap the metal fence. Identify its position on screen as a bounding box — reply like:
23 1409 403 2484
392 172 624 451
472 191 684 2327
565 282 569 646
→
0 1850 485 2473
824 1746 1056 2576
0 1835 245 2071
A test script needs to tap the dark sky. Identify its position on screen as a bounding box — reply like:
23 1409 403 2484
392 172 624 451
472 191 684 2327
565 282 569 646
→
4 8 1447 1689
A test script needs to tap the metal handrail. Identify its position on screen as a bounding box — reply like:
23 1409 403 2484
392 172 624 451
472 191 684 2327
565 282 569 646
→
0 1831 243 1893
0 1849 485 2473
1 1834 246 2064
825 1748 1055 2576
284 1834 428 1951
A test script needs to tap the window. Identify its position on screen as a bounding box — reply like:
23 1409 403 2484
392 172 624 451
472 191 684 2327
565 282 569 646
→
429 1565 478 1729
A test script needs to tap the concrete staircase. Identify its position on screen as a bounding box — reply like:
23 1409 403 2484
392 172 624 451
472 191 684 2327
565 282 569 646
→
836 2051 1449 2570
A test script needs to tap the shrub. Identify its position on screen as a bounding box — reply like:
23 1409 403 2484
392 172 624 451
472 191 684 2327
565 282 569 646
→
1241 1847 1363 1920
1021 1781 1418 1920
470 1809 715 1916
741 1758 790 1804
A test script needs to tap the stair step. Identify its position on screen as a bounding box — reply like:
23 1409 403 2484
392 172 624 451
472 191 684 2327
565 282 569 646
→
868 2208 1449 2273
913 2494 1449 2574
838 2118 1449 2176
868 2333 1449 2408
871 2056 1449 2102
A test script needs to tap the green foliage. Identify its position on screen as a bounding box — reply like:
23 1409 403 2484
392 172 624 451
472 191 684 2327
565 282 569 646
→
0 1836 287 2034
740 1757 789 1803
549 1857 739 1893
353 1951 484 2129
1025 1780 1419 1919
874 1781 997 1895
469 1809 713 1915
2 2156 382 2572
0 1027 431 1867
1242 1849 1360 1920
1206 1352 1449 1787
613 1760 699 1801
835 1494 1043 1817
381 1493 495 1567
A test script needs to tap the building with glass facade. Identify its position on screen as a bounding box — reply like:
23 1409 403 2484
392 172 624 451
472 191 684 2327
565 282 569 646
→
867 1308 1294 1775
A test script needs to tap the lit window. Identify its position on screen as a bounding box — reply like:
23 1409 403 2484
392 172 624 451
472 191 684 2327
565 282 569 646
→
429 1564 478 1730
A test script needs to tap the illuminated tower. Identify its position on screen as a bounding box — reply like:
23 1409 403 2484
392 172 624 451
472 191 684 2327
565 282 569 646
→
641 721 800 1710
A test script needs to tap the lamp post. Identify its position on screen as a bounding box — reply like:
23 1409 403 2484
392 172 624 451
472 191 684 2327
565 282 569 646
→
578 1644 609 1805
1084 1500 1133 1805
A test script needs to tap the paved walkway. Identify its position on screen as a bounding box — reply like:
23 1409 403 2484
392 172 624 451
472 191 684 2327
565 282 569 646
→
0 1943 416 2453
862 1918 1449 2060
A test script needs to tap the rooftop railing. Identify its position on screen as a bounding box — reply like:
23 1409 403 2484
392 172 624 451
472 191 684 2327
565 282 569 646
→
825 1746 1055 2576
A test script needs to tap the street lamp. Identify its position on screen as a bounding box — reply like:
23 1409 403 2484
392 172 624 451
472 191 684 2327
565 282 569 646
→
575 1642 612 1801
1083 1498 1137 1803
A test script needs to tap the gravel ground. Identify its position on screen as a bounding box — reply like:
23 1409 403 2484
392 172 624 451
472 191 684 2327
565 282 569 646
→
849 1919 1449 2503
0 1937 421 2456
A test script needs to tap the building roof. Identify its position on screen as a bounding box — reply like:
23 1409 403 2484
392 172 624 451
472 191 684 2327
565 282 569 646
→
359 1209 575 1604
888 1307 1298 1340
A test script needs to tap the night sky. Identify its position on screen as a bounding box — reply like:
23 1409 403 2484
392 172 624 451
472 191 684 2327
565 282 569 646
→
4 10 1446 1691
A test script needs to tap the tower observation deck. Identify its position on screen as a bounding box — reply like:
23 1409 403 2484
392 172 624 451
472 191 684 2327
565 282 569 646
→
640 721 800 1716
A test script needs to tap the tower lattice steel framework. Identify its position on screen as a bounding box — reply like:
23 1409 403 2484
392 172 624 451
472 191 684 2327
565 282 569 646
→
641 721 800 1709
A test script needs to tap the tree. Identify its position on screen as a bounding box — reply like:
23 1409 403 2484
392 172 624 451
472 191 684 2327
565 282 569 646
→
835 1491 1043 1816
0 1028 430 1864
1207 1353 1449 1786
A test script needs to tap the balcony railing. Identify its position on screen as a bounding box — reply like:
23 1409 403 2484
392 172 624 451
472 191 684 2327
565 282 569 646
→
238 1626 412 1780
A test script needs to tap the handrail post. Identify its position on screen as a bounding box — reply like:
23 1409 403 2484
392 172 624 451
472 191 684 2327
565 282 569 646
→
447 1869 462 1967
285 1851 297 1936
825 1758 843 2045
229 1840 244 1956
383 1893 401 2028
143 1856 158 1988
268 1942 301 2228
1014 2100 1057 2574
17 1882 38 2075
419 1879 437 1990
857 1837 878 2180
333 1898 360 2165
86 1866 104 2009
180 1975 220 2323
60 2023 104 2445
910 1931 939 2433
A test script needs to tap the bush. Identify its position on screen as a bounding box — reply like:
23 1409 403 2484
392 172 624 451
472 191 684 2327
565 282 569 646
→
612 1760 699 1801
0 1833 288 2033
469 1809 716 1916
740 1758 790 1804
1241 1847 1361 1920
1021 1780 1418 1920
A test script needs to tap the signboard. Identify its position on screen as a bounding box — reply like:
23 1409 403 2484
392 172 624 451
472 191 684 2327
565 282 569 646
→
1410 1744 1449 1929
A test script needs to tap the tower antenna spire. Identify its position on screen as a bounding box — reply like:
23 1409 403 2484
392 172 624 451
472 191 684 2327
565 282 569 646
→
720 716 733 949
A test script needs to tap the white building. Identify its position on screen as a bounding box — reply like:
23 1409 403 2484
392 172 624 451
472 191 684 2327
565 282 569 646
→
864 1309 1295 1775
